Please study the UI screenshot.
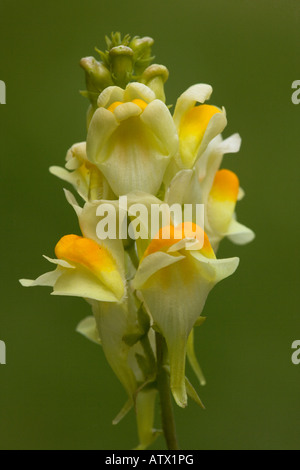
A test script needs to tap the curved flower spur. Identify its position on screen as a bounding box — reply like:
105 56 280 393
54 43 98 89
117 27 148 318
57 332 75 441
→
20 32 254 450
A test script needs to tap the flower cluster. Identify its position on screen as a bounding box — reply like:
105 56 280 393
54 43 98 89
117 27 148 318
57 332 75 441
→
20 33 254 449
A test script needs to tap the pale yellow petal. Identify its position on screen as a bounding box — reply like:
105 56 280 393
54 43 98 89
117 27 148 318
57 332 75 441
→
173 84 213 127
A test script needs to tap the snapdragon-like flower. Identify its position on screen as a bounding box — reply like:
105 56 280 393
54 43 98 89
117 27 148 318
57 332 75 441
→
49 142 114 202
21 226 159 448
20 32 254 450
133 223 239 407
86 82 178 196
173 84 227 170
165 133 255 251
20 234 125 302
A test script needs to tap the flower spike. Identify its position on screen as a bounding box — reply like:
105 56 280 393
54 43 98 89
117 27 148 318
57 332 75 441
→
20 32 254 449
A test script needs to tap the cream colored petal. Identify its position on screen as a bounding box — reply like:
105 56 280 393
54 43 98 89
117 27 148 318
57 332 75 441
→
77 199 125 276
65 156 81 170
63 189 83 218
76 316 101 345
97 86 124 108
140 99 178 156
65 142 87 167
89 99 177 197
52 267 120 302
86 107 119 165
217 133 241 154
98 116 173 196
167 237 202 252
49 166 90 201
197 137 223 183
189 252 240 283
43 255 75 268
113 102 143 121
50 166 74 184
124 82 156 103
165 168 202 209
173 84 213 128
198 133 242 202
19 267 62 287
196 107 227 160
226 219 255 245
207 199 236 235
165 169 193 206
132 251 185 289
238 187 245 201
162 158 183 188
197 133 241 184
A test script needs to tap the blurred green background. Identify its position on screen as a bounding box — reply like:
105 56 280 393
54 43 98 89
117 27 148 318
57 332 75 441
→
0 0 299 450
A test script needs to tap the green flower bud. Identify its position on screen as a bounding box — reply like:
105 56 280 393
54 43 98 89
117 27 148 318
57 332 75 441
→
109 45 134 88
129 36 154 76
141 64 169 102
80 56 113 107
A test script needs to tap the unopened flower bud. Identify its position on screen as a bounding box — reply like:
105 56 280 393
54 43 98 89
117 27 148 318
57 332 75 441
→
109 46 134 88
129 36 154 76
80 56 113 107
142 64 169 102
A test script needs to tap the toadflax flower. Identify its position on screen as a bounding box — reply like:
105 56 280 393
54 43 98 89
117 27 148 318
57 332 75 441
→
20 32 254 450
173 84 227 170
86 82 178 196
165 133 255 251
49 142 114 202
132 222 239 407
20 234 125 302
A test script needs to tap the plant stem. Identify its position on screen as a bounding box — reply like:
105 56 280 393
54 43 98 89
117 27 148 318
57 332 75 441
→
155 332 179 450
140 334 156 374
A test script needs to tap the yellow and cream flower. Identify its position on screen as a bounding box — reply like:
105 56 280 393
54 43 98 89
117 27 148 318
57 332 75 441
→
199 135 255 250
20 232 145 428
20 190 160 450
50 142 114 202
86 82 178 196
165 133 255 251
133 222 239 407
173 84 227 169
20 234 125 303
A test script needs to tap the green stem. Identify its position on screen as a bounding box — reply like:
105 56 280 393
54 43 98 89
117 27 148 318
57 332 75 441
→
155 332 179 450
140 334 156 374
127 242 139 270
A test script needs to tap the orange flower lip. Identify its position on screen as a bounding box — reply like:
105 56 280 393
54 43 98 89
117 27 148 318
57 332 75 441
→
55 234 125 301
55 234 116 273
107 101 123 113
143 222 215 259
210 169 240 202
107 98 148 113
